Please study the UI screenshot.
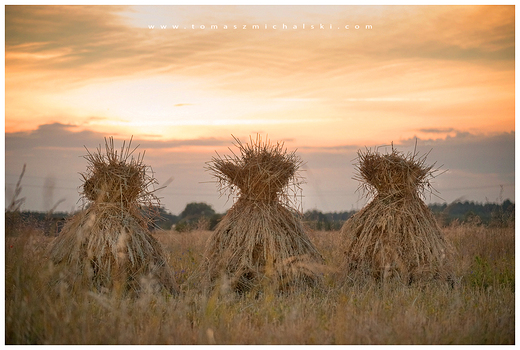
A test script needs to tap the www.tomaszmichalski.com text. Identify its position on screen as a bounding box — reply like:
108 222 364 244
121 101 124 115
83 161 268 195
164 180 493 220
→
148 24 373 30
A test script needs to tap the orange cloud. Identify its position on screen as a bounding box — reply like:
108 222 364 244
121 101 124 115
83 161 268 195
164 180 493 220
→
5 5 514 148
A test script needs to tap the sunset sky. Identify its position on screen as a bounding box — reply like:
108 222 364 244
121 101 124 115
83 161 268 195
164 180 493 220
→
4 5 515 215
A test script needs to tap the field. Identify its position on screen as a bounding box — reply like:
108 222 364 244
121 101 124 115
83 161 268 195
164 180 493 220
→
5 221 515 344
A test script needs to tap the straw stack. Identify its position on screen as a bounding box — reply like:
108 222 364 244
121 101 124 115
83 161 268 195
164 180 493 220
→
199 135 325 293
49 137 177 295
341 143 453 283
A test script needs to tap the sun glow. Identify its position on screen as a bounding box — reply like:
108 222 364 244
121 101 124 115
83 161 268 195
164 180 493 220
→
23 75 332 142
5 5 514 147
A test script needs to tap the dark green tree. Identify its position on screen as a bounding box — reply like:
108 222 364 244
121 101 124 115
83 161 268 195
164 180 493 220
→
176 202 221 232
180 202 216 220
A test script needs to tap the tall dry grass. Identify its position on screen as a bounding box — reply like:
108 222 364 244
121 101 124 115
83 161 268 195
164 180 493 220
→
5 221 514 344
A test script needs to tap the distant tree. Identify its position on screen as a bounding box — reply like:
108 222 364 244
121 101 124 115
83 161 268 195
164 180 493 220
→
176 202 220 232
152 206 179 230
490 199 515 228
208 213 223 231
180 202 216 219
303 209 356 231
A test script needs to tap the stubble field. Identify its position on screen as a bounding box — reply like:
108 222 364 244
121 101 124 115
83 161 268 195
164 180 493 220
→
5 221 515 344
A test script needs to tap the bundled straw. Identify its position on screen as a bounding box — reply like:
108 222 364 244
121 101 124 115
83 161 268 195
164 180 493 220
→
199 135 324 293
209 135 303 206
81 137 158 207
49 137 177 295
341 143 453 283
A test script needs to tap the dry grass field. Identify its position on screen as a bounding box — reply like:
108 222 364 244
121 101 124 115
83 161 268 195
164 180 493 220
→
5 221 514 344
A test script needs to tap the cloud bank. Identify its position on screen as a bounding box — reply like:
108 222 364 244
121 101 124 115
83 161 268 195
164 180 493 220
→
5 124 514 214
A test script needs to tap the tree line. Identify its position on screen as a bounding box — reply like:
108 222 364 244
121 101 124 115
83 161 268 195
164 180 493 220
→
8 198 514 236
429 199 514 227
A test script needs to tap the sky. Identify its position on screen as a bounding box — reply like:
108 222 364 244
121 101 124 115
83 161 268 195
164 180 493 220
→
4 5 515 215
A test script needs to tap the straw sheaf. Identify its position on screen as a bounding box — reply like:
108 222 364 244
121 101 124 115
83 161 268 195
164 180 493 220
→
341 197 454 282
342 143 453 283
198 135 325 293
49 203 178 295
355 145 438 200
81 137 159 209
199 199 325 293
49 137 176 296
207 135 303 204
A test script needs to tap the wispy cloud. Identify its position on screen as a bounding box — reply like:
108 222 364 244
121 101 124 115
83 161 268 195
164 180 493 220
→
6 6 514 84
95 117 339 127
5 123 230 152
397 131 515 175
419 127 456 134
5 123 515 213
344 97 432 102
299 144 360 152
